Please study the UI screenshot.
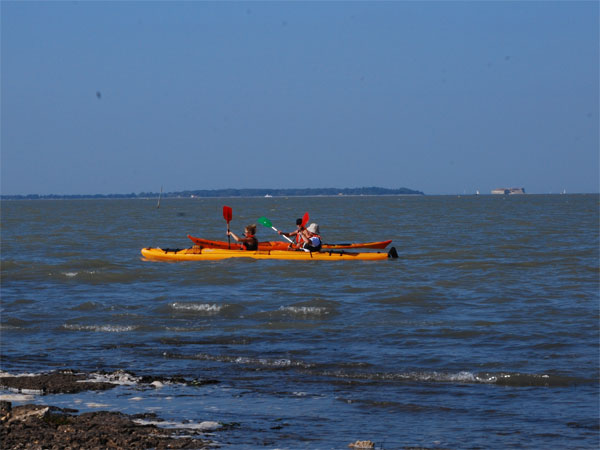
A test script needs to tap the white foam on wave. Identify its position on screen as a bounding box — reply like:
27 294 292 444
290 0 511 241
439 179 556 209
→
62 324 136 332
170 302 224 313
279 306 329 316
389 370 485 384
62 270 97 278
87 370 140 386
182 351 315 369
436 371 478 383
233 356 295 368
0 371 40 378
327 369 498 385
85 402 110 408
0 393 35 401
133 418 221 431
401 371 500 384
165 326 207 332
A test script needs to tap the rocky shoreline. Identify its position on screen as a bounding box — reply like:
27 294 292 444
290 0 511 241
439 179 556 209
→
0 370 221 449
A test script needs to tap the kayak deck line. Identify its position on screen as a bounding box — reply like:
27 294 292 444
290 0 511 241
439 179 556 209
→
141 246 398 261
187 235 392 251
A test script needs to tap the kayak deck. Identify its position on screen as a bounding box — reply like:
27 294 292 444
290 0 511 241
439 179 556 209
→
142 246 398 261
187 235 392 250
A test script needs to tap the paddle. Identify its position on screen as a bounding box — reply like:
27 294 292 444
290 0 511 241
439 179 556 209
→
258 216 310 252
223 205 233 249
294 212 310 245
301 212 309 228
258 217 293 244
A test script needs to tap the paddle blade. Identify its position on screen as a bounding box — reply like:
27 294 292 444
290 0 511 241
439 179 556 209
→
301 212 309 227
258 216 272 228
223 205 232 223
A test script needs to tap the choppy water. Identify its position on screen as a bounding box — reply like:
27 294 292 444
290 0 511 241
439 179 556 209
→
1 195 598 449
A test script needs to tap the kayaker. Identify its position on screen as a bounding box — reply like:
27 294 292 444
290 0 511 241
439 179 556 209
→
299 223 322 252
278 218 306 247
227 224 259 251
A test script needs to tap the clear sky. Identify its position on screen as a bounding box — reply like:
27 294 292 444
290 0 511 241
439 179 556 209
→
1 1 598 195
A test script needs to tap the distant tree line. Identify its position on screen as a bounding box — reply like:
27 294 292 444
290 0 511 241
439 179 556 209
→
1 186 424 200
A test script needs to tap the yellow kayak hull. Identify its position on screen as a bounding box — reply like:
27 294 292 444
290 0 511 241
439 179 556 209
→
141 246 397 261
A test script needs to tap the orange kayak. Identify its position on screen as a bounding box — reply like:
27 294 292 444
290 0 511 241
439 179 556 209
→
187 235 392 250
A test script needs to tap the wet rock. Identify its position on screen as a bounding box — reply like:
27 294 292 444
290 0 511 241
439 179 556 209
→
0 370 221 448
0 400 11 417
0 369 219 395
0 370 115 394
0 402 211 449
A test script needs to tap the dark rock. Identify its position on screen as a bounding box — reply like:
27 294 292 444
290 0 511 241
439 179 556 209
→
1 402 211 449
0 370 222 448
0 370 115 394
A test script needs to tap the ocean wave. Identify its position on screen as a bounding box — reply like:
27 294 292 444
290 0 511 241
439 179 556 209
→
1 317 36 330
62 324 137 332
278 305 331 317
170 302 225 314
133 418 221 431
161 349 592 387
87 370 141 386
0 393 35 401
320 369 592 387
85 402 111 408
69 301 100 311
163 351 315 369
0 371 41 378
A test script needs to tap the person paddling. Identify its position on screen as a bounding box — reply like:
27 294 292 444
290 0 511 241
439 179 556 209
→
278 218 306 247
299 223 322 252
227 224 258 251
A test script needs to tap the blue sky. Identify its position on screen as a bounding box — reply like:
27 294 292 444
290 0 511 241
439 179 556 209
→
1 1 598 195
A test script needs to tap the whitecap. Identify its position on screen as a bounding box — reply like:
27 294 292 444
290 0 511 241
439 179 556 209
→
85 402 110 408
0 393 34 401
133 418 221 431
62 324 136 332
170 302 223 313
280 306 329 316
0 371 39 378
270 359 292 367
17 388 44 395
406 371 478 383
87 371 140 385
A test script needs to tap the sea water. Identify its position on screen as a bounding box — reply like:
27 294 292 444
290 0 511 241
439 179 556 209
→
1 195 598 449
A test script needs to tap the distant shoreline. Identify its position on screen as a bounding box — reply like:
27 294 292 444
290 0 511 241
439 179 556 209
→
0 186 424 200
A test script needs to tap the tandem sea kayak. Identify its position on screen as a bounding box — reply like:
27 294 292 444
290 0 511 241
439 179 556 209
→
141 246 398 262
187 235 393 250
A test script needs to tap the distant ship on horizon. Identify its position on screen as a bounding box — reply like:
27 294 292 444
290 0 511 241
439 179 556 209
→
491 187 526 195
